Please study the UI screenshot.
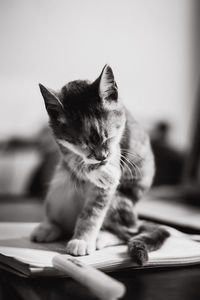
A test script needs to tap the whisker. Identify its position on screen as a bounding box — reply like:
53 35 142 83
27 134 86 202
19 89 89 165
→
120 153 142 180
127 158 142 179
133 164 142 179
120 149 142 160
119 160 125 172
119 156 134 181
109 155 125 174
120 155 137 179
114 153 132 179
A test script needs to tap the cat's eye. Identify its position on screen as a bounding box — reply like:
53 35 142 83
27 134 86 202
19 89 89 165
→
103 136 114 145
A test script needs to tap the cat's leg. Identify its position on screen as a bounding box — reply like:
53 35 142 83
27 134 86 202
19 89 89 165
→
103 192 169 265
66 187 115 255
31 164 80 243
30 219 64 242
103 192 139 240
66 163 121 256
96 197 137 250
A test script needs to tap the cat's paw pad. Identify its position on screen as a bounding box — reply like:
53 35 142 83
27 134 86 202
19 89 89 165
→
128 239 148 265
30 223 62 243
66 239 95 256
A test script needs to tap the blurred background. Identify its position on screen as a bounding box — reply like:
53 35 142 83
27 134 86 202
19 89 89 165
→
0 0 200 222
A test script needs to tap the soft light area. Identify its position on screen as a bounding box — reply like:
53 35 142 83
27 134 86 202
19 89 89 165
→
0 0 197 149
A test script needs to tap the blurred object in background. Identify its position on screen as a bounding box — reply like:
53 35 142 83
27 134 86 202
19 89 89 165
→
138 84 200 229
28 126 60 197
150 121 185 186
183 88 200 186
0 126 59 198
149 82 200 206
0 139 41 196
176 84 200 205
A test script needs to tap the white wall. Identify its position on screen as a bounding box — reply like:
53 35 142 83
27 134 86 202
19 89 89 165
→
0 0 197 149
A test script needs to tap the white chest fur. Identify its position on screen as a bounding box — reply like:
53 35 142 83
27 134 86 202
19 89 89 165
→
46 164 90 234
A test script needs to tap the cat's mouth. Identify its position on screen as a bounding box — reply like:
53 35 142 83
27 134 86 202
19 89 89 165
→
87 160 108 170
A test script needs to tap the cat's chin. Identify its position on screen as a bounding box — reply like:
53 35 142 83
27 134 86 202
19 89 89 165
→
83 157 109 169
86 161 106 171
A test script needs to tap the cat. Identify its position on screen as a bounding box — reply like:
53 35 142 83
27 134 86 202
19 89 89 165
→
31 65 169 265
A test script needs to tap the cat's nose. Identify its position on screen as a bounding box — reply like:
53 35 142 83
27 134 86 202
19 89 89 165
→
95 152 108 162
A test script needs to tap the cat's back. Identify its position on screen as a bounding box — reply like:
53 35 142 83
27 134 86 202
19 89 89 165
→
122 108 153 161
119 107 155 196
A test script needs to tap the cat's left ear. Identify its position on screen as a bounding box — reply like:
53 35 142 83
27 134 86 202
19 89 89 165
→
98 65 118 101
39 83 64 114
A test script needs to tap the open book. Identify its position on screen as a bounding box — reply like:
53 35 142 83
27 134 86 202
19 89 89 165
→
0 222 200 277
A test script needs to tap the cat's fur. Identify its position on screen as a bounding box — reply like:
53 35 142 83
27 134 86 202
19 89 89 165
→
31 65 169 265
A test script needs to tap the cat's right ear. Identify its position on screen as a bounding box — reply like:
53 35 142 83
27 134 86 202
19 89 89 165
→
39 84 64 115
98 65 118 102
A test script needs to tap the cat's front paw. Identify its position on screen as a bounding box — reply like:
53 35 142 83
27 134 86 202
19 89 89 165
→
30 222 62 243
66 239 95 256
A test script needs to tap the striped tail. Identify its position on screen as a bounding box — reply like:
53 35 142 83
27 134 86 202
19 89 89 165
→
106 220 170 265
127 222 170 265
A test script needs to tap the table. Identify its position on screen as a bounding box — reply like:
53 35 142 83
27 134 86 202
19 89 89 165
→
0 197 200 300
1 266 200 300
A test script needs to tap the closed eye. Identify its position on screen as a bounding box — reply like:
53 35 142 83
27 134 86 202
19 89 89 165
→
102 135 114 145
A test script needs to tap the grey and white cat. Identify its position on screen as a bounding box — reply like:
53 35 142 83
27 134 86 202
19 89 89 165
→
31 65 169 265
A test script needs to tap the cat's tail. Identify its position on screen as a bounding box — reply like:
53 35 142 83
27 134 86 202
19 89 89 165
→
108 221 170 266
127 222 170 265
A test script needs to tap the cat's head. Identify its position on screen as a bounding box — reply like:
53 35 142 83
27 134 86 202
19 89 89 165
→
39 65 126 165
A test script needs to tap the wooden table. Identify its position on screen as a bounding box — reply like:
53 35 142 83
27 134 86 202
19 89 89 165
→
1 265 200 300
